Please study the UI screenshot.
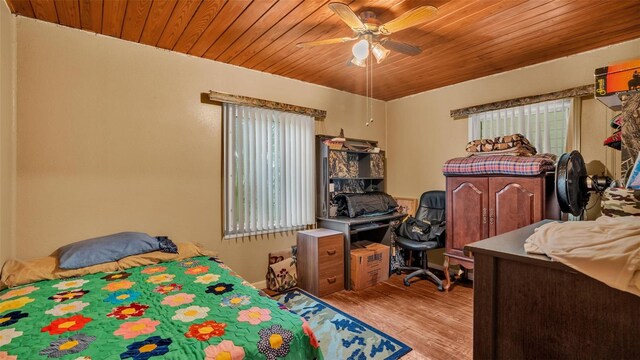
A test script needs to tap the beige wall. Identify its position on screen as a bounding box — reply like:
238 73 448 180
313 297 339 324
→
0 1 16 266
386 38 640 198
15 18 385 282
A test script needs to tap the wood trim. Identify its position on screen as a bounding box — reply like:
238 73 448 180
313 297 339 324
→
450 84 595 118
207 90 327 121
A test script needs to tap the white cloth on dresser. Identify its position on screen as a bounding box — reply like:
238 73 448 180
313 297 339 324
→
524 216 640 297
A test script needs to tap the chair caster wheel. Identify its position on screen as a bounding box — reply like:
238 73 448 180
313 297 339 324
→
437 284 445 292
403 279 410 287
395 269 402 275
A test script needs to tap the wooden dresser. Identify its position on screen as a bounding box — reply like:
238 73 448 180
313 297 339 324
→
466 222 640 359
296 229 344 296
444 174 559 289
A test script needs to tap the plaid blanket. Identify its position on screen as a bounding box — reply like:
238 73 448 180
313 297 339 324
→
443 155 555 176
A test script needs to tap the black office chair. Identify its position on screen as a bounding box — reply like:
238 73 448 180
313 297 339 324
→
393 191 446 291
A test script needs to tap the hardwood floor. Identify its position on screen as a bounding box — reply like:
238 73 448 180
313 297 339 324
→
321 274 473 360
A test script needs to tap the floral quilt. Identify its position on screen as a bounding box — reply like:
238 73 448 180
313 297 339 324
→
0 256 322 359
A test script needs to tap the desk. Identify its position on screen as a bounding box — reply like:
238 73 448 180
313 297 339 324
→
466 221 640 359
317 212 406 290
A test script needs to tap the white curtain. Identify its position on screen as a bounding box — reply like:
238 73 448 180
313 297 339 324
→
224 103 315 237
468 98 573 156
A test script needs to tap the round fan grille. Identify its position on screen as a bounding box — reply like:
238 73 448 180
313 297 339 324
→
555 150 590 216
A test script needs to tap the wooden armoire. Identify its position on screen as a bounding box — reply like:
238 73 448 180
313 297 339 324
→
443 174 560 289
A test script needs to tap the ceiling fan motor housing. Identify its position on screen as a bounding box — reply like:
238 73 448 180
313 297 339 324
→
359 11 381 29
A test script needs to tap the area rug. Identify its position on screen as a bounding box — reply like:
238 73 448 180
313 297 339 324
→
273 289 412 360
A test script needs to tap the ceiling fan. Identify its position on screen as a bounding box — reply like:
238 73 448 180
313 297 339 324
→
296 2 438 67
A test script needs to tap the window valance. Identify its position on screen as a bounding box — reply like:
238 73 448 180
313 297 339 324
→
450 84 594 118
208 90 326 121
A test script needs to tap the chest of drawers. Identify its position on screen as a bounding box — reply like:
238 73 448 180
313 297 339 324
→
296 229 344 297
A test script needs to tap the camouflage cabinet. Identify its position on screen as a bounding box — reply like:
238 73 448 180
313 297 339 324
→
316 135 386 219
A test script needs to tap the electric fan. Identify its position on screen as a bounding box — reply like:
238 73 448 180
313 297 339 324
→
555 150 612 216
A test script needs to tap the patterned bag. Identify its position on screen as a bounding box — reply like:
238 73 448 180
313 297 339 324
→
266 247 297 292
389 220 404 272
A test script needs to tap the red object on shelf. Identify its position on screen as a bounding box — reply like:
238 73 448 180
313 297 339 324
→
603 130 622 150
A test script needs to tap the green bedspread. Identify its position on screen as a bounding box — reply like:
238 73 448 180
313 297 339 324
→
0 256 322 359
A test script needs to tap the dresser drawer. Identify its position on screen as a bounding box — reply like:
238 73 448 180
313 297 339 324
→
318 245 344 277
318 238 343 260
319 254 344 278
317 234 343 255
318 274 344 297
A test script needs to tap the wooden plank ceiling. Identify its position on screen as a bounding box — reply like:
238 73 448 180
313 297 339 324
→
6 0 640 101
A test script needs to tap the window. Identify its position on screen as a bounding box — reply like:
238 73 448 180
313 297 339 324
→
468 98 573 156
223 103 314 237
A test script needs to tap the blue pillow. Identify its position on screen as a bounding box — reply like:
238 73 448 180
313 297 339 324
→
58 232 178 269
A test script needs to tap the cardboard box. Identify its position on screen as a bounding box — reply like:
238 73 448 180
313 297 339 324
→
350 241 390 291
595 58 640 109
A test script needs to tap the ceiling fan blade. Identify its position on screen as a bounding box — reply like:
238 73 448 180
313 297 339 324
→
328 2 366 31
296 37 357 48
381 39 422 56
379 6 437 35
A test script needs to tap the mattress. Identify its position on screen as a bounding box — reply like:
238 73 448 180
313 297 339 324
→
0 255 322 359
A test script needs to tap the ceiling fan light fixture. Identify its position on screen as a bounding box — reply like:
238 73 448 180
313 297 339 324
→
371 43 390 63
350 56 366 67
297 3 437 67
352 39 370 60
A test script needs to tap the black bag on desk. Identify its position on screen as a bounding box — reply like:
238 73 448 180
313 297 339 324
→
333 191 398 218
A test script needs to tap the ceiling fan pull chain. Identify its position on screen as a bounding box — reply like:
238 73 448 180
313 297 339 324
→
370 55 374 125
366 51 370 127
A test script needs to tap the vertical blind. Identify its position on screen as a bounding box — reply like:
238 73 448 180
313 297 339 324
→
224 103 315 237
468 98 573 156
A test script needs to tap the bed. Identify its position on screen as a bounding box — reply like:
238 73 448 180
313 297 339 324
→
0 242 322 359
